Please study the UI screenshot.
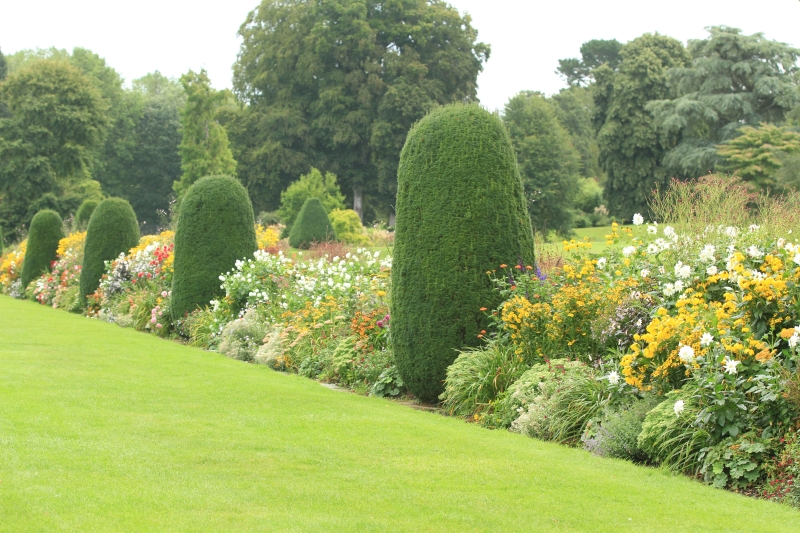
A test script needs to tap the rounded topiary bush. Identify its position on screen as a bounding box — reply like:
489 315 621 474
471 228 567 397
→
80 198 140 305
75 199 99 229
391 103 536 402
288 198 337 249
171 175 257 320
20 209 64 290
329 209 371 246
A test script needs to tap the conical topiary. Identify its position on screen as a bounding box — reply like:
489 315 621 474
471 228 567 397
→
391 103 536 402
288 198 337 249
76 199 99 229
20 209 64 290
171 175 257 320
80 198 140 305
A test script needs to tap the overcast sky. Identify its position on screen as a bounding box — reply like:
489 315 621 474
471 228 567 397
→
2 0 799 111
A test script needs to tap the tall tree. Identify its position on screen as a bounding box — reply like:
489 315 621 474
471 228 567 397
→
173 69 237 197
593 34 690 219
0 60 107 237
550 86 603 180
717 123 800 191
0 47 9 118
504 91 581 236
557 39 622 87
648 26 800 180
232 0 489 220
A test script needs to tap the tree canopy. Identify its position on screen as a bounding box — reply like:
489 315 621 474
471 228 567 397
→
649 26 800 180
717 123 800 191
557 39 623 87
231 0 490 219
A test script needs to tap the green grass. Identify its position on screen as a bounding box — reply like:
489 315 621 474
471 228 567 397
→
1 296 798 532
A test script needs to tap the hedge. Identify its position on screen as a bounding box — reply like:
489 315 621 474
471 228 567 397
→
20 209 64 290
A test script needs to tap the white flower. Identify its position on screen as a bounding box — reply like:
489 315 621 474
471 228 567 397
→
647 225 658 235
777 238 786 249
597 257 607 269
723 357 740 375
608 371 620 385
700 333 714 347
748 224 760 232
679 345 695 364
674 280 685 293
794 253 800 266
674 400 685 416
706 265 718 276
647 244 660 255
623 246 636 257
640 269 650 278
725 226 739 238
746 245 763 259
633 213 644 226
789 334 799 349
663 283 676 297
663 226 677 241
699 244 716 262
655 238 671 251
674 261 691 279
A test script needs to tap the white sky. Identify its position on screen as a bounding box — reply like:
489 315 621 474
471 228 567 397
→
2 0 799 111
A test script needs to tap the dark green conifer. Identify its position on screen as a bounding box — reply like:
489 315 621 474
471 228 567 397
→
391 103 535 401
76 199 99 229
80 198 140 305
288 198 337 249
20 209 64 290
171 175 257 320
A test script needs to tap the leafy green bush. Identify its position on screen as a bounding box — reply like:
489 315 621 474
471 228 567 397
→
218 309 269 361
583 396 663 462
171 175 257 320
80 198 140 305
638 388 710 474
278 168 345 236
699 434 772 489
329 209 371 245
20 209 63 290
440 342 529 418
288 198 337 249
75 199 99 229
391 103 536 402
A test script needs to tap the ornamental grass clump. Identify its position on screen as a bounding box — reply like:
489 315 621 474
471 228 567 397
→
392 103 535 402
80 198 140 306
288 198 337 249
20 209 64 291
171 175 257 321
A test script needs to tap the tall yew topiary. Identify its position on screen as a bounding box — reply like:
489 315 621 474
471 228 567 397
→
171 175 257 320
76 199 99 229
20 209 64 290
288 198 337 249
391 103 536 402
80 198 140 305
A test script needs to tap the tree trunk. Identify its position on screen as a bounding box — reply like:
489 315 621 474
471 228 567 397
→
353 187 363 222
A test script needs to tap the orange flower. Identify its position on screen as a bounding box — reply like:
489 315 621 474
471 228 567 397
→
526 265 533 270
499 264 507 268
480 330 486 334
479 307 487 311
515 264 522 269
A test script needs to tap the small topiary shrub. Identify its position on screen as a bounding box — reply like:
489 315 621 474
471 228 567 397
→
75 199 99 229
288 198 337 249
171 175 257 320
20 209 64 290
329 209 371 246
391 103 536 401
80 198 140 305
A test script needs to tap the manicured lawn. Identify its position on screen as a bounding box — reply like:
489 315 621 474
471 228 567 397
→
0 296 798 532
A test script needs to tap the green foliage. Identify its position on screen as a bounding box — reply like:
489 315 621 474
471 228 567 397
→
218 309 269 362
0 59 108 238
440 342 529 418
79 198 140 305
173 70 237 197
504 91 581 236
593 34 690 219
288 198 337 249
0 226 4 256
717 123 800 192
584 396 663 462
700 434 771 490
232 0 490 217
391 103 535 402
328 209 370 245
171 176 257 320
20 210 64 290
277 168 346 234
75 199 99 229
557 39 623 87
638 388 710 474
649 27 800 180
550 86 603 180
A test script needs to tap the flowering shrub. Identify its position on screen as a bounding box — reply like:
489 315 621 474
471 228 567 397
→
31 232 86 311
0 240 26 297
